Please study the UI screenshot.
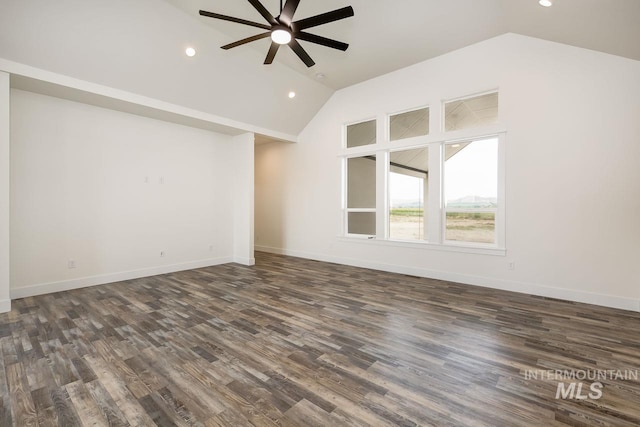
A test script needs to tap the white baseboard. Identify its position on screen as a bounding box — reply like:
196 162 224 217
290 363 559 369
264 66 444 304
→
0 299 10 313
255 245 640 313
255 245 286 255
10 256 234 300
233 257 256 266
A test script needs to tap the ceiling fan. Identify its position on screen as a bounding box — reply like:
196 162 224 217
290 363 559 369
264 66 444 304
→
199 0 354 67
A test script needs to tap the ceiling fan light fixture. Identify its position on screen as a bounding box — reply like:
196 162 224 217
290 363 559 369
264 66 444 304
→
198 1 354 67
272 29 292 45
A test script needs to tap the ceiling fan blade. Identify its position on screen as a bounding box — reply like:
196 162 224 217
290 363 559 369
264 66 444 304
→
292 6 354 31
279 0 301 26
222 32 271 50
199 10 271 30
289 39 315 67
295 32 349 51
264 42 281 64
247 0 278 25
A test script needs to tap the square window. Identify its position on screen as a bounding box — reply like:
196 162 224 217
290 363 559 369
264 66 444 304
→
390 108 429 141
347 212 376 235
444 93 498 132
346 120 376 148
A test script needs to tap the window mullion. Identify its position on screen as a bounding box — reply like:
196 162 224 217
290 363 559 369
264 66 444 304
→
428 143 443 244
376 149 388 240
375 113 388 240
495 133 506 248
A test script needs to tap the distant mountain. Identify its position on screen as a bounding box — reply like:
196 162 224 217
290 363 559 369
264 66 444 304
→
390 199 423 209
391 195 497 209
446 195 497 208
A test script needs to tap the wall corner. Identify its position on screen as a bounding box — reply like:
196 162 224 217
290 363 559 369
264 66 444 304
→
0 71 10 311
232 132 255 266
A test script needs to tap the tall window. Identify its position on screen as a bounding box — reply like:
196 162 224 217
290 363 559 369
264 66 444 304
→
346 156 376 236
444 138 498 244
389 148 428 241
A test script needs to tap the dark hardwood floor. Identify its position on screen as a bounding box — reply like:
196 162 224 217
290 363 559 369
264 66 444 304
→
1 252 639 426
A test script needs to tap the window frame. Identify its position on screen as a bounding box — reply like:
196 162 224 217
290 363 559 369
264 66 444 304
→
343 117 378 150
340 91 505 255
440 135 505 249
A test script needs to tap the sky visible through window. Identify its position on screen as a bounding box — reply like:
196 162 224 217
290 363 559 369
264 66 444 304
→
389 137 497 207
445 138 498 204
390 173 423 208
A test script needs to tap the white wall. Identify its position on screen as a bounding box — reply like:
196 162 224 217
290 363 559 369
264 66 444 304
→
0 72 10 312
255 34 640 311
10 89 237 298
255 142 287 251
232 133 255 266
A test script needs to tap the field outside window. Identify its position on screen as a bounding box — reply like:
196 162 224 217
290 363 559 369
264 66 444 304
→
389 147 428 241
444 138 498 244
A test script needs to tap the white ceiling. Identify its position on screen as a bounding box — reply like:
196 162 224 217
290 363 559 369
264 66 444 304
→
0 0 334 136
0 0 638 137
167 0 640 90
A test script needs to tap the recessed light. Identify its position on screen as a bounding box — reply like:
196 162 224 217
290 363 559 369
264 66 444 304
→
452 144 461 148
288 91 296 99
539 0 552 7
272 29 292 45
185 47 196 57
315 73 326 80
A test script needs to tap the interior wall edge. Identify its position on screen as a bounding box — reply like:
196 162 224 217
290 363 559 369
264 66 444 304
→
10 256 234 300
233 257 256 266
254 246 640 313
0 57 298 142
0 71 9 313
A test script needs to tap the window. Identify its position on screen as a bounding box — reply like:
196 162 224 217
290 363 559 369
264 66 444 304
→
346 156 376 235
444 92 498 132
342 91 503 251
390 107 429 141
389 148 428 241
346 119 376 148
444 138 498 244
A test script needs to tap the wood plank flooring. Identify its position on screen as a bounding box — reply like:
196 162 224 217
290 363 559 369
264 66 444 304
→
1 252 639 426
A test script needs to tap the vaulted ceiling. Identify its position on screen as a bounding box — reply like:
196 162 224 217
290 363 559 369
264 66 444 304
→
173 0 640 90
1 0 638 136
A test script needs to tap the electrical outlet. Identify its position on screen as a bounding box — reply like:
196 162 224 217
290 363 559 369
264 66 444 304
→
507 262 515 270
160 251 165 257
144 176 149 184
68 260 76 269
